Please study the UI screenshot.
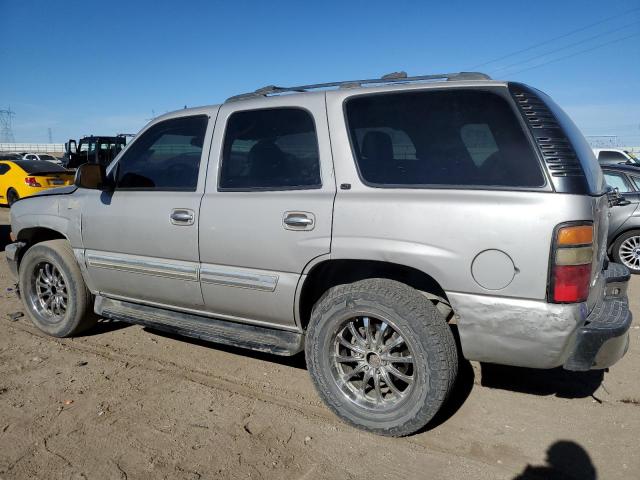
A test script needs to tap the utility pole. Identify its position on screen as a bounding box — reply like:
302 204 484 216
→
48 127 53 143
0 107 16 143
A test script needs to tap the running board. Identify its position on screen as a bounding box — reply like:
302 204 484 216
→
94 296 304 356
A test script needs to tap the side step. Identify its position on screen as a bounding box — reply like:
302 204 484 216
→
95 296 304 356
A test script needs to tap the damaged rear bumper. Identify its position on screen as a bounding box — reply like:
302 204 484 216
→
563 264 632 371
449 262 632 370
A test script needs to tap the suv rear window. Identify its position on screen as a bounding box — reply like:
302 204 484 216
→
345 90 545 188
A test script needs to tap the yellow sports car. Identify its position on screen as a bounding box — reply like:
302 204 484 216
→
0 160 75 206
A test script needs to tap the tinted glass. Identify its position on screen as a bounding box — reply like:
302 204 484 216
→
116 115 208 191
0 164 10 174
96 141 125 166
628 175 640 191
604 172 632 193
598 151 627 162
219 108 320 190
39 154 56 160
346 90 545 188
13 160 67 174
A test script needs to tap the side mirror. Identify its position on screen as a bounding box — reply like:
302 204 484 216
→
74 163 110 190
607 187 632 207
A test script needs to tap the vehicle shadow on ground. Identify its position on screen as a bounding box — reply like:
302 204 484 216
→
480 363 604 399
512 440 597 479
112 322 601 430
83 318 133 336
0 223 12 250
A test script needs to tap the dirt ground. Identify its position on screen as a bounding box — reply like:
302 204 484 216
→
0 208 638 480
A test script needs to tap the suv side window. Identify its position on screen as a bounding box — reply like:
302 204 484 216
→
345 90 545 188
603 172 632 193
116 115 208 191
219 108 321 190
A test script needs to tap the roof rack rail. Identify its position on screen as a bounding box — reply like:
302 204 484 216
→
225 71 491 102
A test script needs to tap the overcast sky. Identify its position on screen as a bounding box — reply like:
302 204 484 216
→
2 0 639 146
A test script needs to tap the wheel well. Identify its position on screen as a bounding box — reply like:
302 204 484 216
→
608 228 640 255
298 259 448 329
17 227 66 245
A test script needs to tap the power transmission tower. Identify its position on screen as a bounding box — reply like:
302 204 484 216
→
0 107 16 143
48 127 53 143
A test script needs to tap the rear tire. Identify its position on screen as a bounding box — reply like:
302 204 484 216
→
19 240 97 337
305 278 458 436
613 230 640 274
7 188 19 206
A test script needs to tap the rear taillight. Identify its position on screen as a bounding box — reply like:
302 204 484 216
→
550 223 593 303
25 177 42 187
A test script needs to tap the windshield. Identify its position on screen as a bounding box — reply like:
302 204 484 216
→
39 154 56 160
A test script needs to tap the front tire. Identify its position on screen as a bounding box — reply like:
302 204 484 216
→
19 240 97 337
305 278 458 436
613 230 640 274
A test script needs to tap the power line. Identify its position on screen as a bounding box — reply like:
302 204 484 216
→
490 19 640 74
470 6 640 69
505 31 640 76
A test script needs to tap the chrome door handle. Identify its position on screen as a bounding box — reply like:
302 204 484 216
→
170 209 195 225
283 212 315 230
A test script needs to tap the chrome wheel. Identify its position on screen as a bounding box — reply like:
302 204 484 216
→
31 262 68 320
331 316 415 410
618 235 640 271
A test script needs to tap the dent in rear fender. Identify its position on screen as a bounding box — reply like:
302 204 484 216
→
449 291 588 369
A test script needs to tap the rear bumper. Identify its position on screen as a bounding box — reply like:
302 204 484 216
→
449 262 632 370
564 264 632 371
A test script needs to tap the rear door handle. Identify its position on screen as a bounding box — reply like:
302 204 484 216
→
170 209 195 225
283 212 315 230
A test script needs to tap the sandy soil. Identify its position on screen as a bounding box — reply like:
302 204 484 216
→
0 207 638 480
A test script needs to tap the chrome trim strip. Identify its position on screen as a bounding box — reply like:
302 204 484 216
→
200 265 278 291
86 253 198 281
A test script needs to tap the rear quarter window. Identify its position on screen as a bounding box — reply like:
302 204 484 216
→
345 89 545 188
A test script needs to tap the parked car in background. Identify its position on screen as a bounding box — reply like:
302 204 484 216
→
0 160 74 205
21 153 64 166
594 148 639 166
0 152 24 161
6 72 632 436
602 164 640 273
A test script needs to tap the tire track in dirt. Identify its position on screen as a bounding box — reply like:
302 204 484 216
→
5 321 515 475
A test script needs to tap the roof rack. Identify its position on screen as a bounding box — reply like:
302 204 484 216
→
225 71 491 103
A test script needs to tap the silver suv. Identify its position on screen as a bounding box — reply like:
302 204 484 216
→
6 72 632 436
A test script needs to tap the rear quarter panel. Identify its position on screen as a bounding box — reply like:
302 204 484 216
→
330 188 597 300
325 83 604 301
